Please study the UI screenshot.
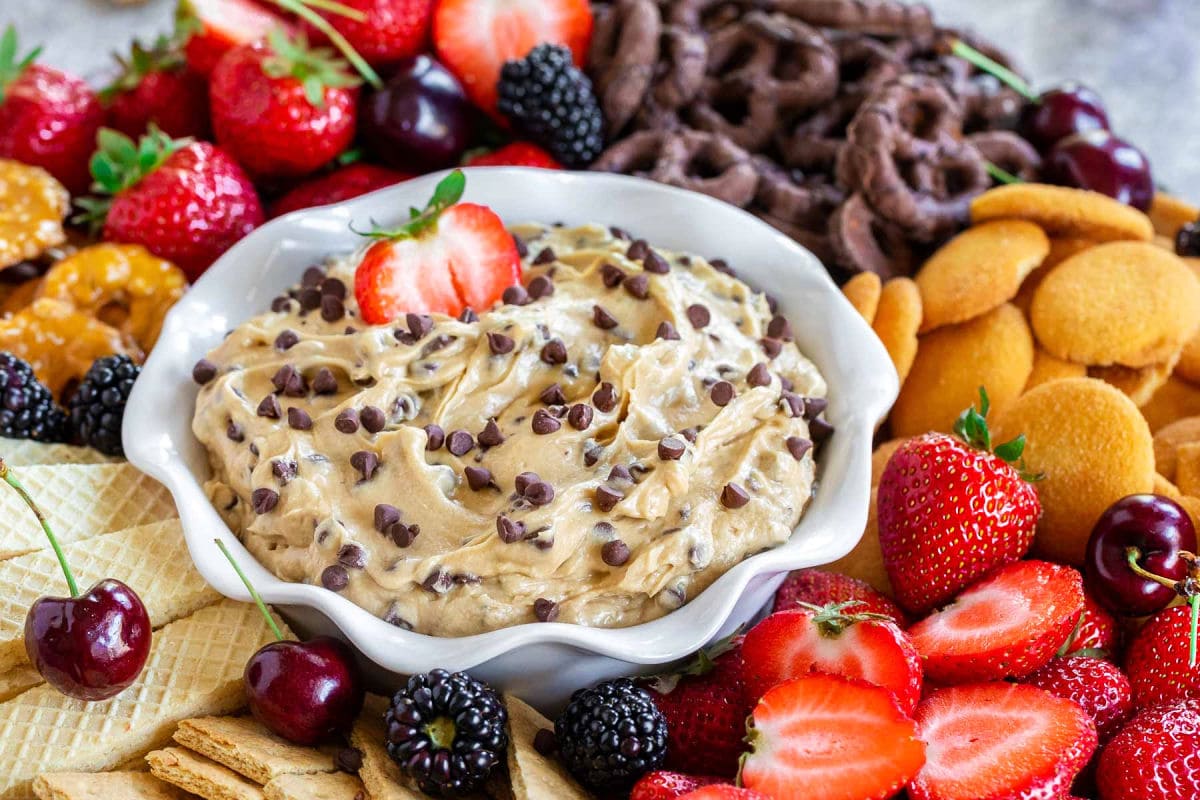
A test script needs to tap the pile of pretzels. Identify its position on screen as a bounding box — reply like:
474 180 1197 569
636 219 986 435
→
587 0 1043 280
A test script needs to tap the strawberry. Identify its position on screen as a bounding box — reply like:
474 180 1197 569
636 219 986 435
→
909 683 1097 800
80 127 264 281
772 568 907 626
740 675 925 800
432 0 592 112
0 26 104 195
630 772 723 800
306 0 433 68
1058 588 1121 658
1019 655 1134 742
877 389 1041 615
741 605 922 713
269 163 411 217
210 30 360 178
353 169 519 322
1096 697 1200 800
101 36 210 140
642 637 752 779
678 787 771 800
465 142 562 169
176 0 290 76
1125 603 1200 709
907 560 1085 684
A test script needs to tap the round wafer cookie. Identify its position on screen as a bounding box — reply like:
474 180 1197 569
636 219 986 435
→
890 303 1034 437
842 271 882 324
1025 347 1086 392
1141 376 1200 433
1175 329 1200 385
871 277 921 385
1012 238 1095 316
994 377 1155 565
971 184 1154 243
1089 357 1178 408
916 220 1048 333
1153 416 1200 482
1031 242 1200 368
1154 473 1183 500
1149 193 1199 239
871 438 907 487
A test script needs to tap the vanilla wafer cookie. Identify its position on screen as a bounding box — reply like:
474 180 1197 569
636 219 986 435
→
0 520 218 673
0 463 176 560
0 666 40 703
505 695 590 800
263 772 366 800
33 772 192 800
174 716 336 785
0 439 120 467
148 748 264 800
0 600 288 800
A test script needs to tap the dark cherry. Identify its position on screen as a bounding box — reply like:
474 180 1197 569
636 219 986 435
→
1046 129 1154 211
24 578 151 701
361 55 474 172
1018 83 1111 152
1085 494 1196 617
245 636 365 746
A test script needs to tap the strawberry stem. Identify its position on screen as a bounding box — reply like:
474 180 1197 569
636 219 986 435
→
954 387 1044 481
986 162 1023 185
354 169 466 240
0 459 78 597
950 39 1038 103
214 538 284 642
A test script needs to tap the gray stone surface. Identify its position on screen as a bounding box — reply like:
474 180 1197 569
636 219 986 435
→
4 0 1199 198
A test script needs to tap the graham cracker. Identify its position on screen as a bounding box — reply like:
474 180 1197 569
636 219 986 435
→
0 600 289 800
0 439 120 467
0 520 218 672
263 773 366 800
33 772 193 800
0 463 177 560
0 666 41 702
148 748 263 800
174 716 336 785
503 696 590 800
347 698 425 800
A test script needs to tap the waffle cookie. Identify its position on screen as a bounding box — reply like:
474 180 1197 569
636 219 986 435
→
32 772 192 800
173 717 336 785
0 439 121 467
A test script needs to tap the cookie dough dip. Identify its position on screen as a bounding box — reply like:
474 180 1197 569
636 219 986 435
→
192 222 829 636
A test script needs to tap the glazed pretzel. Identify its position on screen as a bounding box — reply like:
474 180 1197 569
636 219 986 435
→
828 192 915 279
968 131 1042 181
590 0 663 137
770 0 934 38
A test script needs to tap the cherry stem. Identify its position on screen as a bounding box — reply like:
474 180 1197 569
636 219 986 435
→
271 0 383 89
949 39 1039 103
986 162 1023 185
0 459 78 597
1125 547 1180 590
214 539 285 642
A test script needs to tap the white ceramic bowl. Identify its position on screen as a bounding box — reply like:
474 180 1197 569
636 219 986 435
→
125 168 897 711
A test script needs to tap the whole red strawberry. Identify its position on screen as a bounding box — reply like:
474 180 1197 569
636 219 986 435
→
270 163 412 217
630 772 723 800
878 388 1042 615
210 30 360 178
1058 588 1121 658
81 127 264 281
102 37 210 140
772 568 907 626
466 142 562 169
641 637 751 779
1096 697 1200 800
0 26 104 194
307 0 433 68
1019 655 1134 742
1125 603 1200 709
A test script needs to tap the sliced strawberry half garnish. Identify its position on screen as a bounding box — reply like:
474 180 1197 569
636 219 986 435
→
432 0 592 112
909 683 1098 800
176 0 290 76
742 605 922 713
907 560 1084 685
740 675 925 800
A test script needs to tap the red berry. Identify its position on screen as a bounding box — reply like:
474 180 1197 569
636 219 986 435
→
1047 129 1155 212
466 142 562 169
772 568 907 626
106 67 210 141
1058 588 1121 657
307 0 434 68
678 787 771 800
178 0 290 77
1019 655 1134 742
630 771 723 800
1017 83 1111 152
1124 603 1200 710
1096 697 1200 800
269 164 412 218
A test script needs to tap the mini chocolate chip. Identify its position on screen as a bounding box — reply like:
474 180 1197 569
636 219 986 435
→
710 258 732 274
680 427 698 443
335 408 360 433
721 482 750 509
251 487 279 514
311 367 338 395
608 464 632 483
321 565 349 591
226 421 245 442
502 285 529 306
601 539 631 566
320 294 345 322
419 424 442 451
422 570 453 594
656 321 680 340
287 407 313 430
389 522 419 547
747 363 771 387
394 329 415 345
584 444 603 466
192 359 217 384
406 313 433 340
298 287 322 311
335 747 363 773
533 247 556 265
531 408 561 435
459 308 479 323
514 472 540 495
274 330 300 351
271 297 293 313
711 381 735 406
338 544 366 569
320 277 346 299
595 485 623 512
804 397 828 419
301 266 325 287
810 418 834 444
513 235 528 257
374 503 401 532
528 275 554 299
600 262 625 288
464 466 494 491
497 515 526 543
567 403 593 430
487 331 515 355
533 598 559 622
781 392 804 418
686 304 711 329
478 419 505 448
350 450 379 481
540 339 567 365
447 430 475 456
592 382 617 412
780 376 794 392
272 458 297 483
658 437 686 460
768 315 792 340
539 383 566 405
360 406 385 433
257 395 281 419
533 728 558 755
786 436 813 461
761 337 783 358
525 481 555 506
592 305 618 330
626 239 649 261
271 364 297 393
643 249 670 274
624 273 649 299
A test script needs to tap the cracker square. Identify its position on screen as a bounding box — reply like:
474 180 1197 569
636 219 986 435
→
347 704 425 800
263 772 366 800
175 716 336 785
148 747 264 800
33 771 193 800
503 695 590 800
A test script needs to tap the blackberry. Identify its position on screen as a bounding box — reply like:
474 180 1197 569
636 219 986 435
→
555 678 667 791
1177 220 1200 257
0 352 66 442
496 43 605 168
384 669 507 796
68 355 140 456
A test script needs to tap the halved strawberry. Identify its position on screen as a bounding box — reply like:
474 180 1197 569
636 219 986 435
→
438 201 522 311
679 787 771 800
907 560 1084 684
910 683 1098 800
432 0 592 112
740 675 925 800
176 0 290 76
630 772 723 800
742 605 922 713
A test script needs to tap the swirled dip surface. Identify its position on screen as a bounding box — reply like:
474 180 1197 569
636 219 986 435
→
193 224 827 636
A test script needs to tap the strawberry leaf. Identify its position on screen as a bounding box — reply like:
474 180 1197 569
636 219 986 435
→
262 28 360 110
354 170 467 240
80 125 190 225
0 25 41 105
100 34 185 101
